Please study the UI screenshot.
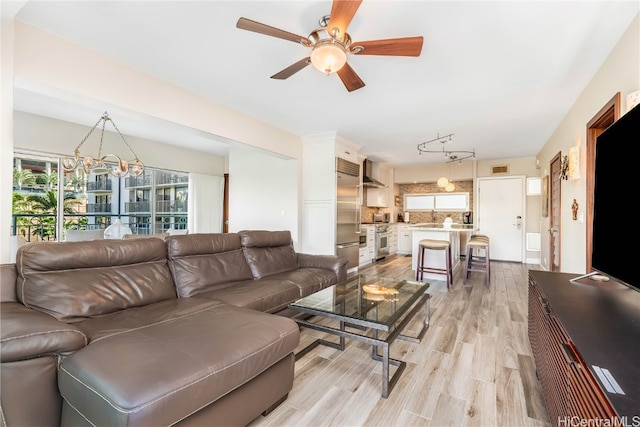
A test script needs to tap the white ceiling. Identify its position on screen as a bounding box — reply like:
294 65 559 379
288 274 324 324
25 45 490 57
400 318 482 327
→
11 0 640 167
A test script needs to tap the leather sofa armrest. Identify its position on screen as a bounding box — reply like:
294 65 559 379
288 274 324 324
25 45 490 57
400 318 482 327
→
296 253 349 282
1 302 87 363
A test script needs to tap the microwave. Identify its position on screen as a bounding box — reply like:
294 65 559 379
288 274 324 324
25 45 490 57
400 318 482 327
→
373 213 390 223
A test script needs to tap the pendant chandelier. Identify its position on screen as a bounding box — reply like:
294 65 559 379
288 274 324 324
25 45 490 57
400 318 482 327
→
417 133 475 192
62 112 144 178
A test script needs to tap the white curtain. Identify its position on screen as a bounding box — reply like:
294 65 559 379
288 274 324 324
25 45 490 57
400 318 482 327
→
188 173 224 234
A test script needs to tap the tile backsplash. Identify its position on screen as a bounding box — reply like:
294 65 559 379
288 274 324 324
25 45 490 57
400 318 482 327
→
359 180 474 224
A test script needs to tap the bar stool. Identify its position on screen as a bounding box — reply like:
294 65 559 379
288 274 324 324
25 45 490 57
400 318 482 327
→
464 235 491 287
416 239 452 289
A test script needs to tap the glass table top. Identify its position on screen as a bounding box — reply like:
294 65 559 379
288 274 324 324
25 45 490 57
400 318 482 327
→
289 275 429 329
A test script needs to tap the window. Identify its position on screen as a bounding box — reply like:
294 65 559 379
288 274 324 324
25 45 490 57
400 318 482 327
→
12 151 189 241
404 192 469 211
405 194 434 210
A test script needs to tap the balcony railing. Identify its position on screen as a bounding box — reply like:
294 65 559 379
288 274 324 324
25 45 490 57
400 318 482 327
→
155 173 188 185
156 200 187 213
11 214 108 243
125 201 151 213
12 213 189 242
86 181 112 192
86 203 112 213
124 176 152 188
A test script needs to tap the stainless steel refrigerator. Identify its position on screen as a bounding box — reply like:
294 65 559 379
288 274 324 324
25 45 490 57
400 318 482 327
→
336 158 361 269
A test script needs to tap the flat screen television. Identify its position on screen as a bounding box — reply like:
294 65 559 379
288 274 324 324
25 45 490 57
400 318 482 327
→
591 102 640 292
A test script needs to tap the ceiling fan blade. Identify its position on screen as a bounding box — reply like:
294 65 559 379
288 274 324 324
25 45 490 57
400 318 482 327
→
236 17 309 44
351 36 424 56
271 57 311 80
337 63 365 92
327 0 362 40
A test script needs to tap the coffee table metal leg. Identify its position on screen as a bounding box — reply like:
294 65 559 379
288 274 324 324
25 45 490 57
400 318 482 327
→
398 294 430 343
370 330 407 397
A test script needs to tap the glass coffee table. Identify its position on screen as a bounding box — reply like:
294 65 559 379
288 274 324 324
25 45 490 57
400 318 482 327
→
288 275 430 398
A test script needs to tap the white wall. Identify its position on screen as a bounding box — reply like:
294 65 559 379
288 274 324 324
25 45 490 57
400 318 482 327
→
13 112 226 175
1 14 16 264
2 18 305 263
12 21 301 159
537 13 639 274
228 146 299 246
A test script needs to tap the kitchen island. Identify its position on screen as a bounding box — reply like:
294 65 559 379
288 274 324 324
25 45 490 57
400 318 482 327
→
409 223 476 281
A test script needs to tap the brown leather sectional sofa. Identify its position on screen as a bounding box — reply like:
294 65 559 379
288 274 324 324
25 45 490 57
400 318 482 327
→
0 230 348 426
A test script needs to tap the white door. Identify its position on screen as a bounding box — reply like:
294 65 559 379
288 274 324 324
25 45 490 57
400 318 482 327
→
477 177 525 262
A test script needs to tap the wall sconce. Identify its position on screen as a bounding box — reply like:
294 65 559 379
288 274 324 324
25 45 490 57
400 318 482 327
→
567 146 580 180
561 147 580 181
627 90 640 112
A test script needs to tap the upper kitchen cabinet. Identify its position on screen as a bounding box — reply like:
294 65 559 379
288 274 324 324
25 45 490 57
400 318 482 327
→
367 187 388 207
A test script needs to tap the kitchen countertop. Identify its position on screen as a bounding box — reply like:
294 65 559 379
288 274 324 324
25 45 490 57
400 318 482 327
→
408 223 475 231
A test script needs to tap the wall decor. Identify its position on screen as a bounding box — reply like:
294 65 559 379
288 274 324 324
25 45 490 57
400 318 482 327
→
542 175 549 217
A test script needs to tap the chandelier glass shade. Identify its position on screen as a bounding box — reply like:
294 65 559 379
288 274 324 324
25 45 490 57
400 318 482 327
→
62 112 144 178
306 23 350 75
310 40 347 74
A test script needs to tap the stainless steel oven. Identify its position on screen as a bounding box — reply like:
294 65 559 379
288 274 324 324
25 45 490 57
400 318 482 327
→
375 224 390 261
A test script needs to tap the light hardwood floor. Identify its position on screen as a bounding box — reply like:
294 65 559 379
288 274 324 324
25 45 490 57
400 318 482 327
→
248 255 551 427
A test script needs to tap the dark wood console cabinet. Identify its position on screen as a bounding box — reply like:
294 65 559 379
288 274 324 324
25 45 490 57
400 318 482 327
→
528 270 640 425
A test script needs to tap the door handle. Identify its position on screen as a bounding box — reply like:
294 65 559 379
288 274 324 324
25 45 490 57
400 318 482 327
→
337 243 359 249
515 215 522 230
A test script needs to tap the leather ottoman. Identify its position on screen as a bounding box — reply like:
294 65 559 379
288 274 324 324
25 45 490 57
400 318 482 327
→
58 301 299 426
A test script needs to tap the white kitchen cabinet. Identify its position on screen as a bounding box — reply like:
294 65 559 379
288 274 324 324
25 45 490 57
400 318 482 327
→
302 201 334 255
366 187 388 207
389 224 398 255
398 224 413 254
359 225 375 266
359 247 371 266
301 135 360 255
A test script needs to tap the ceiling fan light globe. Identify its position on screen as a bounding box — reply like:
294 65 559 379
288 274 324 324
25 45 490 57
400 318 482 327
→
310 42 347 74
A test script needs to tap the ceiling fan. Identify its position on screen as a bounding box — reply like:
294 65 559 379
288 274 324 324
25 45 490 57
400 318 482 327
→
236 0 423 92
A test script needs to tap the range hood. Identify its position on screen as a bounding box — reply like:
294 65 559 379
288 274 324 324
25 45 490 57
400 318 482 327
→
362 159 386 188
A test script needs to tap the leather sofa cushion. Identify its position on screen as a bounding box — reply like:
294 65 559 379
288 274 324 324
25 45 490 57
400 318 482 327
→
16 239 175 322
1 263 18 303
73 298 226 343
0 302 87 362
197 279 301 313
239 230 299 279
58 302 299 426
166 233 254 297
265 268 338 298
